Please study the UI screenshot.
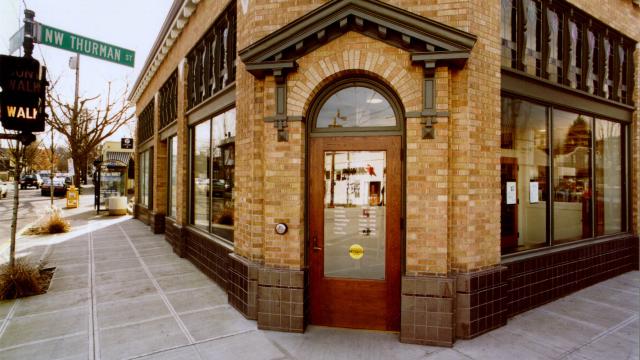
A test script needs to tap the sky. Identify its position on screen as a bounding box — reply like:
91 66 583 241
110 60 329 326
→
0 0 174 145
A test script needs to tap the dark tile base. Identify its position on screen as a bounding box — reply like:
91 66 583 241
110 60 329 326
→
150 212 165 234
135 204 151 225
164 218 186 257
184 227 232 290
504 235 638 317
257 267 306 332
228 253 258 319
400 275 456 347
455 266 508 339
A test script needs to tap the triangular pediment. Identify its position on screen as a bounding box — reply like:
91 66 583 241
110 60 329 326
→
239 0 477 77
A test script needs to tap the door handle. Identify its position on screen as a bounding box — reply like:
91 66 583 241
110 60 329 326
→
313 235 322 251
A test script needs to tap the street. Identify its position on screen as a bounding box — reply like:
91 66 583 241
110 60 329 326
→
0 182 68 244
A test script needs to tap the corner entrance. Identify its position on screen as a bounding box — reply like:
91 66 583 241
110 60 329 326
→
309 136 401 331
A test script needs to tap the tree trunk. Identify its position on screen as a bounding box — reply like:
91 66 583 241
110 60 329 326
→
73 154 86 187
9 145 22 268
9 176 20 268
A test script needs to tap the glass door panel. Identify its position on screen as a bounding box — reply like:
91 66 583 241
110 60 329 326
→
323 151 386 280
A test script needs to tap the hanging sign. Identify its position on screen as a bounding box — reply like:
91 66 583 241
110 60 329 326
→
0 55 47 132
121 138 133 149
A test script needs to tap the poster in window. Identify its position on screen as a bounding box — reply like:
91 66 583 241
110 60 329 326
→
506 181 517 205
529 181 539 203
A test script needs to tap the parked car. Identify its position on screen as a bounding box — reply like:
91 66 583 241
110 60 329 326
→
0 183 7 198
20 174 42 189
41 177 69 196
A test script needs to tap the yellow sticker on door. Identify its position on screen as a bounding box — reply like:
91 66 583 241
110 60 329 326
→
349 244 364 260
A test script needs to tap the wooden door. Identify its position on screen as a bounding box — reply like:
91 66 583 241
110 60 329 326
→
309 136 401 331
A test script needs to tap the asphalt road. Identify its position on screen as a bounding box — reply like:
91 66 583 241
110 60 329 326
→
0 183 68 244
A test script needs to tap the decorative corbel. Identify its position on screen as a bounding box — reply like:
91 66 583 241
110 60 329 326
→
273 69 289 142
419 61 448 139
245 61 299 142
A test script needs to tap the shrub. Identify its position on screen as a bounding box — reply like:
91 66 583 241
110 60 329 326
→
0 260 44 300
46 212 70 234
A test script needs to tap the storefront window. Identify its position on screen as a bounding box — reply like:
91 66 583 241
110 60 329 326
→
595 119 623 235
501 96 628 255
190 108 236 242
168 136 178 218
139 149 152 207
210 109 235 241
501 98 548 254
553 109 592 243
192 121 211 230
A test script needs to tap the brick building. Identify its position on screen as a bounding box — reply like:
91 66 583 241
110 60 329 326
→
129 0 639 346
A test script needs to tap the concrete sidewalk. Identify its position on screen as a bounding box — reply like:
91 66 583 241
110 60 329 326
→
0 217 637 360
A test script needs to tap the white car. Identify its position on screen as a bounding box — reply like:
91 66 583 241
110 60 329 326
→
0 183 7 199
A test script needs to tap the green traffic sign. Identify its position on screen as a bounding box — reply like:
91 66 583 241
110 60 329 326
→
38 23 135 67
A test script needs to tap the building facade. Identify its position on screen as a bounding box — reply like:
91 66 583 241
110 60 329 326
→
130 0 639 346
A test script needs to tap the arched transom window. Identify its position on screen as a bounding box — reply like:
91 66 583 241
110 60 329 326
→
312 80 401 134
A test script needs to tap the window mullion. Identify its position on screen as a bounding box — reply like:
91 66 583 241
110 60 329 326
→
547 105 553 246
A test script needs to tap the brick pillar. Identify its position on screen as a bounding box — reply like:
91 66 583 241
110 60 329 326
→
151 93 166 234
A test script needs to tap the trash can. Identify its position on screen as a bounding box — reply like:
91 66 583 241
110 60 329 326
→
108 196 127 216
66 186 79 208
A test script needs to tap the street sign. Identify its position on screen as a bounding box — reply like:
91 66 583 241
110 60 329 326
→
0 55 47 132
121 138 133 149
8 26 24 55
68 158 75 175
37 23 135 67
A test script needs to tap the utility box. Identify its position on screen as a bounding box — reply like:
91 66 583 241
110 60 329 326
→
66 185 79 208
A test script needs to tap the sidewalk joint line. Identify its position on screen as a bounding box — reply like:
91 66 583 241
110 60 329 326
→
0 330 86 352
175 304 229 316
89 228 100 360
594 283 640 296
99 314 175 331
0 299 19 339
7 304 90 320
162 284 222 294
579 297 636 314
559 313 639 359
538 308 604 331
118 224 196 344
126 329 258 360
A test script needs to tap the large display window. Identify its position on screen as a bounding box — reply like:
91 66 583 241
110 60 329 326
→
139 149 152 208
190 108 236 242
500 96 626 255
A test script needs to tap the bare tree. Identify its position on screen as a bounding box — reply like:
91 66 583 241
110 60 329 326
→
1 132 41 268
47 83 134 185
0 133 42 178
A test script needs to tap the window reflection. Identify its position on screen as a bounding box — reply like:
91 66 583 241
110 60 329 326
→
139 149 152 208
553 110 592 242
168 136 178 218
323 151 386 280
595 120 622 235
210 109 235 241
190 108 236 242
192 121 211 230
500 98 548 254
316 87 396 129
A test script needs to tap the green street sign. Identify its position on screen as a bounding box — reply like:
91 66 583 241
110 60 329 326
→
37 23 135 67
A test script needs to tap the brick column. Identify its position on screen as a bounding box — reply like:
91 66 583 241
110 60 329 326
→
151 93 166 234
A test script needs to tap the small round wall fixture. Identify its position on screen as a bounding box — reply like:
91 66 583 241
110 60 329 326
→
275 223 288 235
